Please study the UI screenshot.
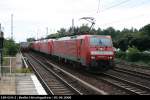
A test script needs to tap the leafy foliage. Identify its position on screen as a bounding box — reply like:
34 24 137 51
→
116 51 126 59
116 47 150 62
126 47 140 62
140 24 150 36
3 39 19 56
27 38 35 42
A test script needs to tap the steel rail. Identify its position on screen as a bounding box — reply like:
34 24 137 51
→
102 72 150 95
25 54 54 95
31 52 108 95
27 54 83 95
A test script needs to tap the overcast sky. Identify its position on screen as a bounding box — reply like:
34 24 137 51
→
0 0 150 42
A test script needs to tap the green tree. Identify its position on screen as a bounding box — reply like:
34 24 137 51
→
78 24 90 34
46 33 59 39
3 39 19 56
27 37 35 42
117 38 129 51
140 24 150 36
57 28 67 37
96 28 102 35
130 36 150 51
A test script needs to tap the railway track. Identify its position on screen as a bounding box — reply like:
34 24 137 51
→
113 67 150 80
25 52 150 95
25 53 82 95
101 70 150 95
115 59 150 70
29 52 128 95
24 53 107 95
47 64 150 95
29 52 140 95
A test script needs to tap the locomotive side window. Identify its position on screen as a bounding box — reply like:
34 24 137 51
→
90 37 112 46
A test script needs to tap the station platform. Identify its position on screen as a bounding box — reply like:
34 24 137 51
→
0 75 16 95
0 73 47 95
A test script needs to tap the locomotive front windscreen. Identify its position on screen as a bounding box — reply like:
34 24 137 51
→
90 37 112 46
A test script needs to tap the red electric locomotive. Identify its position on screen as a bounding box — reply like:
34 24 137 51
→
32 40 41 51
20 42 30 52
39 39 53 54
30 34 115 71
52 35 115 71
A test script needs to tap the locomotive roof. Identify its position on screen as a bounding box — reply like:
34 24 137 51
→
56 35 111 41
32 35 111 43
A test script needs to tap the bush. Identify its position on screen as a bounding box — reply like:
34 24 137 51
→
140 52 150 63
126 47 140 62
3 39 19 56
116 51 126 59
116 48 150 63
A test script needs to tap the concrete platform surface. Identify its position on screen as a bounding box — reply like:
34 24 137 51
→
0 75 16 95
0 73 47 95
16 73 47 95
16 53 23 69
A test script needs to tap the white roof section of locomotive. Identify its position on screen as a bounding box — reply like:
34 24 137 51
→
56 35 112 41
55 35 86 41
47 38 55 42
20 42 29 46
32 35 112 43
34 39 54 43
41 39 48 43
58 36 71 40
35 41 39 43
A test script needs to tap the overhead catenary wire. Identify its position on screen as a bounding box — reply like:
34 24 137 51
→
96 0 150 13
95 0 150 28
99 0 131 12
128 0 150 9
97 14 150 30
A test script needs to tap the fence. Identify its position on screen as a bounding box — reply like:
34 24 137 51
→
1 57 17 75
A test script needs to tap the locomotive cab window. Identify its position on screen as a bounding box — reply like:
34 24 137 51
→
90 37 112 46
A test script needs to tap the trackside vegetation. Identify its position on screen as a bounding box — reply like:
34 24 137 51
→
116 47 150 63
3 39 19 56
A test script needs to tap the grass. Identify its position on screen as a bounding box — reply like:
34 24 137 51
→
3 58 9 66
15 68 32 73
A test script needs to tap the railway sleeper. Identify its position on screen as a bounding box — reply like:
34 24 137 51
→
50 87 68 89
48 84 64 87
114 82 149 94
53 90 73 94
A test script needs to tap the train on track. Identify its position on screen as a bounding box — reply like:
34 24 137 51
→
20 42 30 52
21 35 115 71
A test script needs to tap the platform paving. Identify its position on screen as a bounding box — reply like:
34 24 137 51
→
0 75 16 95
16 73 47 95
0 73 47 95
16 53 23 69
0 53 47 95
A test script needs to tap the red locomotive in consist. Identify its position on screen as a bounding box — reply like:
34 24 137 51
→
20 42 30 52
30 35 115 71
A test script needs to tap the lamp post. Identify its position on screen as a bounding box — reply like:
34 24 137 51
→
0 24 4 78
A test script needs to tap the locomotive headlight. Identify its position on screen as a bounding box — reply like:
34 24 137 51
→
109 57 113 59
91 56 95 59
